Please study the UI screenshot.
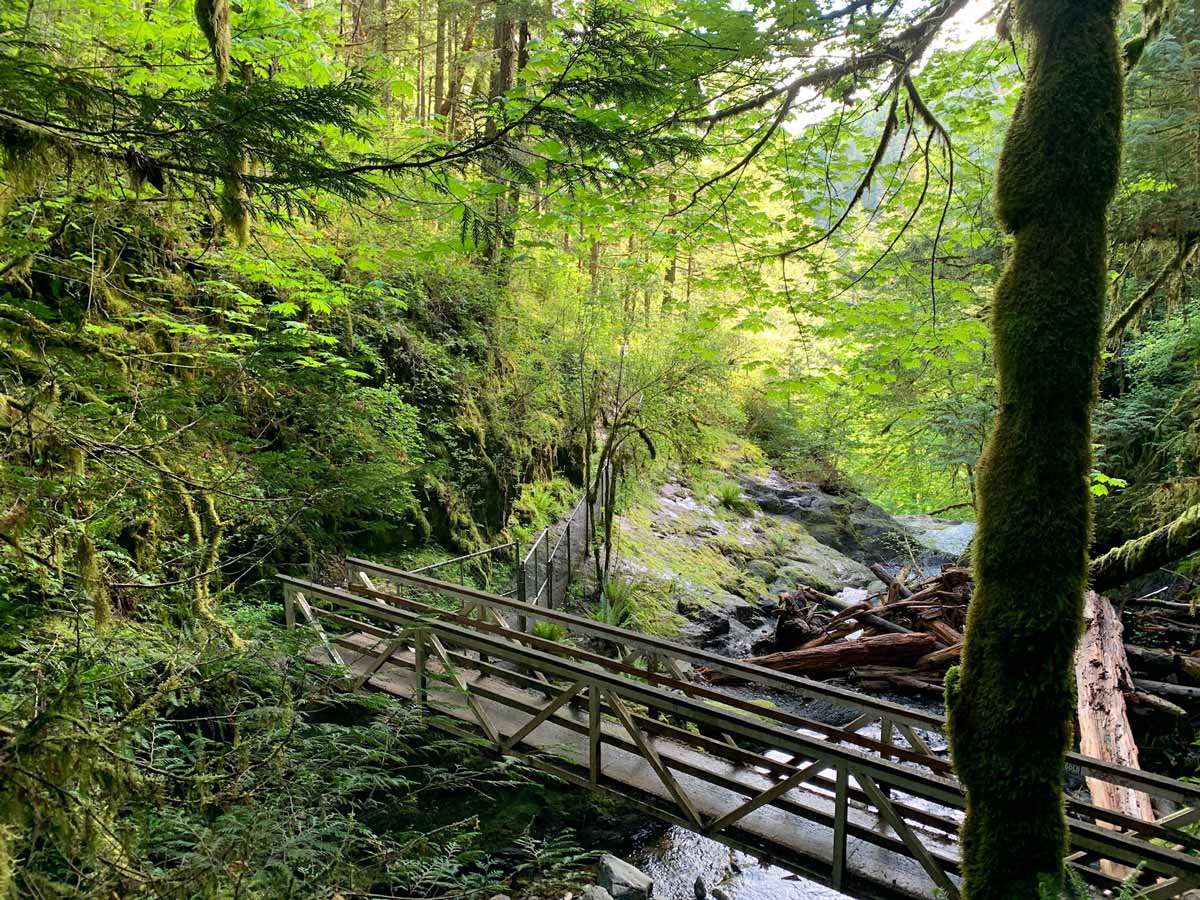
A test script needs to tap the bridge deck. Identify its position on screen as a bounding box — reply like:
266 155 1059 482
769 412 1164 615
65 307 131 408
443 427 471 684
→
278 562 1200 900
324 632 955 899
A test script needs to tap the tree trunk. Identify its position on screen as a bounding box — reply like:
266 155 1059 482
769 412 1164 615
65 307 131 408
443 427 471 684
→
441 3 481 134
708 633 937 683
1074 592 1153 879
944 0 1125 895
1090 502 1200 592
434 0 445 114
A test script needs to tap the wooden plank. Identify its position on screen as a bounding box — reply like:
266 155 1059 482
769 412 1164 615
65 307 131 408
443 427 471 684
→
706 756 832 835
350 636 409 690
589 685 602 786
832 764 850 890
427 633 499 743
294 593 345 667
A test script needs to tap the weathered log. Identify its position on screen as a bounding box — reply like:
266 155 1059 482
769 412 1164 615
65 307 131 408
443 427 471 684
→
1131 677 1200 704
853 667 945 696
706 633 937 683
1074 592 1153 878
1090 502 1200 591
1125 690 1187 718
808 589 914 637
1123 643 1200 681
870 563 913 599
915 642 962 670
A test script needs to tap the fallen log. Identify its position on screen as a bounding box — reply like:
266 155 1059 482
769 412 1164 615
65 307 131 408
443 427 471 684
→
1074 591 1154 878
1125 690 1187 718
870 563 913 599
705 633 937 683
808 589 914 637
1123 643 1200 682
914 642 961 670
1131 677 1200 704
1090 502 1200 591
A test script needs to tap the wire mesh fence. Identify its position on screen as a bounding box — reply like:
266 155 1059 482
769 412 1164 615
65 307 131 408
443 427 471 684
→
407 543 520 596
519 460 612 613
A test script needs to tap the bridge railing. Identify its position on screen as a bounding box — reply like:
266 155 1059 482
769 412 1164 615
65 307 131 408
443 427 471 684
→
405 542 520 597
281 569 1200 899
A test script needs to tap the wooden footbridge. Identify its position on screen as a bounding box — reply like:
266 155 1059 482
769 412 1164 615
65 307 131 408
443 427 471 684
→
278 560 1200 899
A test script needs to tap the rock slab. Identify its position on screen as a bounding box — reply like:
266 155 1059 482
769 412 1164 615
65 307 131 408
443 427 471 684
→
599 853 654 900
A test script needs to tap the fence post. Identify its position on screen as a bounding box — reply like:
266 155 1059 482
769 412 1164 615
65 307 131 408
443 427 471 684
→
284 587 295 629
566 520 573 584
546 559 555 611
458 557 464 586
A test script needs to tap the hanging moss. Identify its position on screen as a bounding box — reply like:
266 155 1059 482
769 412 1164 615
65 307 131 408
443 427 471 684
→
945 0 1124 896
76 533 112 629
194 0 232 87
193 0 249 243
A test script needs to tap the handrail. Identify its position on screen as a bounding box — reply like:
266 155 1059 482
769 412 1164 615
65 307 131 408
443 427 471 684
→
408 542 516 574
342 559 1200 806
312 574 1200 850
279 573 1200 886
281 575 963 798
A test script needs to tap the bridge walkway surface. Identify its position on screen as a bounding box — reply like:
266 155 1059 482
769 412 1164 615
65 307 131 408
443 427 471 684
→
277 559 1200 900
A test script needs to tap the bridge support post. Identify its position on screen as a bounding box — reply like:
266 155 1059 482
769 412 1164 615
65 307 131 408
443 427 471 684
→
414 628 428 706
832 764 849 890
588 684 602 786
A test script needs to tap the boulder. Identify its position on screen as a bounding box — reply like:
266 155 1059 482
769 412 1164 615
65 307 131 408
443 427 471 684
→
581 887 615 900
598 853 654 900
745 559 777 582
895 514 975 558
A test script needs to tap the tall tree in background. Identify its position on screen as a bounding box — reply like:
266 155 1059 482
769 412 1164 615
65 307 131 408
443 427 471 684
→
945 0 1124 894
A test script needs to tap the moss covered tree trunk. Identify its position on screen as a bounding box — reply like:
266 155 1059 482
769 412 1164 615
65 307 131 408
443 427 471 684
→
945 0 1124 896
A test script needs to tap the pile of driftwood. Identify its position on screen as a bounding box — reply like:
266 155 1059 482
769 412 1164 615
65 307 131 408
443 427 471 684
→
705 565 1200 712
706 564 973 693
700 565 1199 858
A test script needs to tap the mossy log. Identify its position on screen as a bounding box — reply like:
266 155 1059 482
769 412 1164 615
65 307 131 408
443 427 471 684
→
1089 502 1200 592
944 0 1124 894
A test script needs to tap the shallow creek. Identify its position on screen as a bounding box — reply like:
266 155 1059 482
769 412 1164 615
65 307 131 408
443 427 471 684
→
623 679 949 900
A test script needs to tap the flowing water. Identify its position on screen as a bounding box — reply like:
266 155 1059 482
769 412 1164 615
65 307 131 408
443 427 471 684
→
630 824 848 900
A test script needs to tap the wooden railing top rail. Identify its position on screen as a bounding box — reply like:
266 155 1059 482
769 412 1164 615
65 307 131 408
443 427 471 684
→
346 557 942 728
342 558 1200 807
282 575 962 795
279 573 1200 881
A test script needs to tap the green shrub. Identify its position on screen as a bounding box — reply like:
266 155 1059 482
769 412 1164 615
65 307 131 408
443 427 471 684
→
713 478 752 514
532 620 571 642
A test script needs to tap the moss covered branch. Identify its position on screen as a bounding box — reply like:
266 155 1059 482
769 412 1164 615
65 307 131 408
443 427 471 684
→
1105 235 1198 344
1090 502 1200 591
